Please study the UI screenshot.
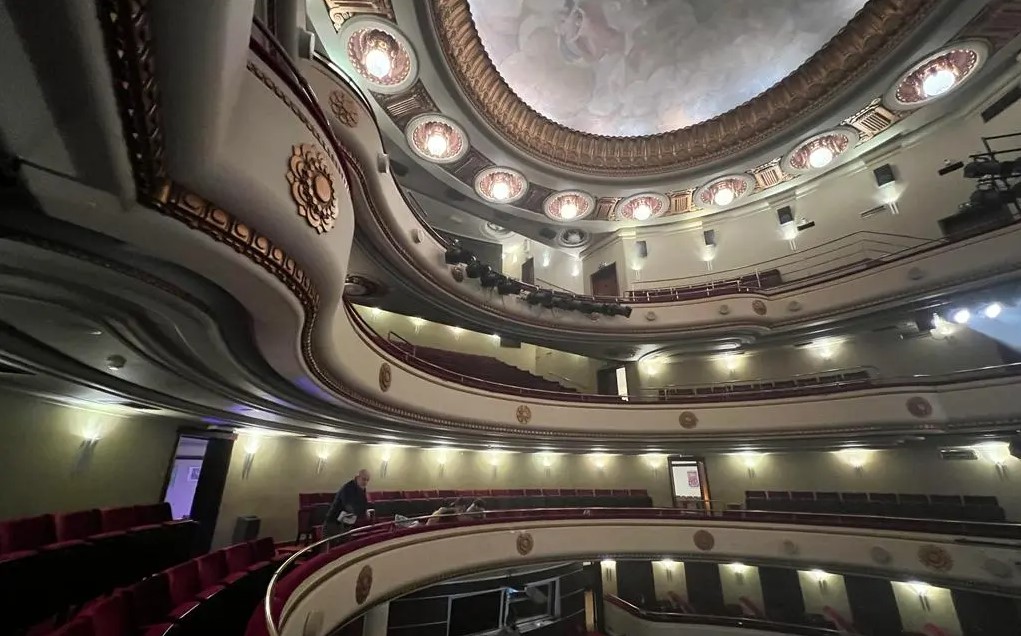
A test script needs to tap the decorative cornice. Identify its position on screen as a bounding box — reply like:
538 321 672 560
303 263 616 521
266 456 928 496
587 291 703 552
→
429 0 939 177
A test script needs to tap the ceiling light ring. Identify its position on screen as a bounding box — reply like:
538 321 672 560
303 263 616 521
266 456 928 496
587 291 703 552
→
883 40 989 112
781 127 860 175
555 228 591 248
474 166 528 204
405 114 469 164
616 192 669 222
340 18 418 94
543 190 596 223
693 174 755 210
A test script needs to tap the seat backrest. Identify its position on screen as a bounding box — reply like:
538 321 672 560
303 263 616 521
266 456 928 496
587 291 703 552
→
541 488 561 496
815 492 839 501
790 491 814 501
224 542 254 572
82 590 131 635
0 513 56 553
135 502 171 525
898 493 929 504
166 560 201 605
100 506 140 532
766 491 790 500
251 536 276 562
963 495 999 507
593 489 613 496
298 493 317 507
196 550 228 588
125 572 171 625
841 492 867 502
930 494 963 504
402 490 425 499
56 509 102 541
868 493 897 503
51 617 93 636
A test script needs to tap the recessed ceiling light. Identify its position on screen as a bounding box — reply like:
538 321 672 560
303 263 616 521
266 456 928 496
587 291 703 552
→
363 47 392 79
984 302 1002 319
560 199 579 220
808 146 834 169
922 67 956 97
425 131 448 156
491 180 511 201
952 308 971 324
633 203 652 221
713 187 735 206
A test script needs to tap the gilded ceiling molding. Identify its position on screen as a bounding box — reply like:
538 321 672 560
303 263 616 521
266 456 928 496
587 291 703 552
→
287 143 340 234
324 0 394 32
330 90 360 127
429 0 939 177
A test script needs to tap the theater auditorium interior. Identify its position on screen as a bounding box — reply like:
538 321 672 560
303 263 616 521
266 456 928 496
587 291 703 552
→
4 0 1021 635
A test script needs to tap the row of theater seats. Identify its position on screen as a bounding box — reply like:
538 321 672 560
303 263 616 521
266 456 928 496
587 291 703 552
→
656 369 871 399
1 503 198 631
624 269 783 302
51 537 284 636
296 489 653 543
745 491 1007 522
410 346 577 393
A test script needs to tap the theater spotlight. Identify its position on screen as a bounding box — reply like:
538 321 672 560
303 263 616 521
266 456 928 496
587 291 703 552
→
952 308 971 324
609 304 633 318
551 295 572 309
526 289 553 306
964 159 1020 179
444 246 473 265
465 260 485 278
598 303 616 315
984 302 1003 319
969 188 1016 206
577 301 596 314
480 271 502 288
497 278 522 295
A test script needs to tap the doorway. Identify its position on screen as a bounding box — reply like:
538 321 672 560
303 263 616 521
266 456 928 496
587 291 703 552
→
521 257 535 285
161 430 235 552
667 455 712 511
164 436 208 519
590 263 619 297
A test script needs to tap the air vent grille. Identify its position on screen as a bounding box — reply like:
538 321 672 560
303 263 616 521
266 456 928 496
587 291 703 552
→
939 448 977 461
860 204 889 219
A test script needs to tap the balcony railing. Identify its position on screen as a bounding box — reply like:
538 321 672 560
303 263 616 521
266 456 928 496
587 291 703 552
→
349 302 1021 403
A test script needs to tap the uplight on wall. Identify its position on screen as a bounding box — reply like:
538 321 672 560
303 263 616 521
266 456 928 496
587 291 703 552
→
643 453 666 473
590 453 610 471
974 442 1011 477
719 352 743 376
811 337 843 361
240 433 262 479
377 444 394 477
734 451 762 477
835 448 873 473
906 581 933 611
809 569 830 586
410 317 425 333
449 326 463 340
371 307 382 318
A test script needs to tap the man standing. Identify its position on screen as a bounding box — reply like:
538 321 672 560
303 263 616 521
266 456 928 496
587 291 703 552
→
324 468 370 539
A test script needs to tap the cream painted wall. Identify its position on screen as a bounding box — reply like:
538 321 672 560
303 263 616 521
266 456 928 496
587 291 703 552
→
651 560 687 604
797 570 852 623
0 389 182 521
637 327 1005 390
354 305 600 391
719 564 765 617
212 435 672 548
703 446 1021 520
892 582 963 636
503 242 585 295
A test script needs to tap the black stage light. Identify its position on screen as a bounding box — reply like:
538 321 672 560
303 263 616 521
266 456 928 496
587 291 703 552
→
443 246 473 264
598 303 615 315
497 279 522 295
577 301 596 314
964 159 1019 179
525 290 543 305
608 304 633 318
465 260 484 278
480 271 501 288
551 295 572 309
938 160 965 176
970 188 1016 206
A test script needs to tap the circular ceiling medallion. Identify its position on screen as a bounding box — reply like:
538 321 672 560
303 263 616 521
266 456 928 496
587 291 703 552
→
405 114 469 164
342 19 417 94
782 127 859 175
544 190 595 222
679 411 698 429
516 532 534 556
354 565 373 604
343 275 381 297
906 396 933 418
556 228 590 249
616 193 669 222
693 175 755 209
693 530 715 551
378 363 392 392
918 545 953 572
516 404 532 424
474 167 527 204
481 221 513 241
884 41 988 112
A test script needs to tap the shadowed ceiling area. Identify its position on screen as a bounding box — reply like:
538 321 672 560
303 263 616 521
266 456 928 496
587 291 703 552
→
467 0 869 137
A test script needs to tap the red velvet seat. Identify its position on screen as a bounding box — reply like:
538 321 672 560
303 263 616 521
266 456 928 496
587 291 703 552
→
56 509 103 541
224 543 254 576
541 488 561 496
0 514 57 554
51 618 94 636
125 573 172 627
80 591 132 635
196 551 229 589
402 490 425 499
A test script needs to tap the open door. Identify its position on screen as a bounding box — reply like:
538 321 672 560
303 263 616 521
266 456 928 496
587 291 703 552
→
590 263 619 297
667 455 712 511
161 429 235 553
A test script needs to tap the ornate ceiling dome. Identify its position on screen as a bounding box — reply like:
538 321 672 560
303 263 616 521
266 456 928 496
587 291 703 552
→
431 0 939 176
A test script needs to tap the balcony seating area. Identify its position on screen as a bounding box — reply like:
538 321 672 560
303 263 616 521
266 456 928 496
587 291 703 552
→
295 488 652 544
625 269 784 303
744 490 1007 522
656 369 872 400
50 537 284 636
411 346 577 393
1 503 199 631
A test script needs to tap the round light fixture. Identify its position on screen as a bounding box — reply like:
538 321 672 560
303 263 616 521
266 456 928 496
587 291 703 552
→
405 115 468 164
425 131 448 157
952 308 971 324
363 47 392 79
922 67 956 97
491 180 511 201
808 146 835 169
543 190 595 223
713 187 735 207
694 175 754 209
560 200 579 220
984 302 1002 319
616 193 669 222
634 203 653 221
474 167 527 204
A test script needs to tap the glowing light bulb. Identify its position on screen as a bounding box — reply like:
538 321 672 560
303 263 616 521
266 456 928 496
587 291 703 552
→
425 131 448 157
952 308 971 324
363 48 392 79
908 581 931 596
922 68 955 97
808 146 834 169
713 187 735 206
810 569 828 583
984 303 1002 319
491 180 511 201
560 199 579 220
633 203 652 221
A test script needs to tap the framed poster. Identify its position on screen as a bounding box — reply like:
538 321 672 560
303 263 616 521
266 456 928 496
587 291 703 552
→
188 466 201 482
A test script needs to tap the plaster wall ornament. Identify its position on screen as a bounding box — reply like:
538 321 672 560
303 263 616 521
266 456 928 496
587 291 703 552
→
450 266 465 282
787 301 802 313
516 405 532 425
870 546 893 564
918 545 953 571
645 311 657 321
516 532 534 555
982 558 1012 579
286 144 339 234
781 540 799 555
718 304 730 315
376 152 389 173
906 396 933 418
354 565 373 604
693 530 715 551
329 90 359 127
908 267 925 280
678 411 698 429
378 363 392 392
410 228 422 243
752 300 767 315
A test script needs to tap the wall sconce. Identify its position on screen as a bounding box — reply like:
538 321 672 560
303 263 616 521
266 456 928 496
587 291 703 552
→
809 569 829 589
241 435 261 479
974 442 1011 477
907 581 932 611
835 448 872 474
659 558 676 581
538 452 554 478
643 453 665 476
74 424 104 474
571 260 581 277
410 317 424 333
378 445 392 477
601 559 616 582
449 326 463 340
735 451 762 477
315 448 329 475
590 453 608 471
729 562 748 582
541 251 551 268
434 449 449 477
370 307 382 318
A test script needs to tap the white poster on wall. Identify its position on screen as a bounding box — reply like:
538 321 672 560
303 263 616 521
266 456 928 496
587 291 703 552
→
671 464 702 498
